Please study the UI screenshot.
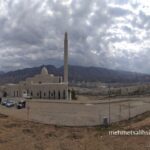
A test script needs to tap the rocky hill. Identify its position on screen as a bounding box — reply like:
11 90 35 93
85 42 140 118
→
0 65 150 85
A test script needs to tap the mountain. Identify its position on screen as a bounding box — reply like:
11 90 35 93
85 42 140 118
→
0 71 5 75
0 65 150 85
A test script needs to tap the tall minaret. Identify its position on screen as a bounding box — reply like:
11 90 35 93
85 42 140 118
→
64 32 68 83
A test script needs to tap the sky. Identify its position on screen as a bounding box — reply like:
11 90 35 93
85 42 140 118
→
0 0 150 73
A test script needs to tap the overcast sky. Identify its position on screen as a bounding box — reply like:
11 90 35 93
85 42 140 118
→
0 0 150 73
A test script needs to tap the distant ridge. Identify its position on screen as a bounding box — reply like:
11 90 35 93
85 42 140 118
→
0 71 4 75
0 65 150 85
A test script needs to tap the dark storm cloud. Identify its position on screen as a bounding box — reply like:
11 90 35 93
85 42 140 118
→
0 0 150 73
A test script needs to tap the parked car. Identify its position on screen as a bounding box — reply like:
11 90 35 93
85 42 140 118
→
5 100 15 107
22 93 32 99
1 99 15 107
1 99 8 105
16 100 26 109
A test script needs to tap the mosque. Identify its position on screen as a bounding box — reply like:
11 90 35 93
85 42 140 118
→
0 32 69 100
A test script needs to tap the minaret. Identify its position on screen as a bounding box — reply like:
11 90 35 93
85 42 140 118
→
64 32 68 83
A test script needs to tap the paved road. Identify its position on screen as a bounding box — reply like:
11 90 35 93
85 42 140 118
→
0 97 150 126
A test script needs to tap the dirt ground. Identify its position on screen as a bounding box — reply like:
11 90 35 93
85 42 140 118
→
0 112 150 150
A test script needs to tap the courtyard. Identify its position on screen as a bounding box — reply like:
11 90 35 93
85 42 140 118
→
0 96 150 126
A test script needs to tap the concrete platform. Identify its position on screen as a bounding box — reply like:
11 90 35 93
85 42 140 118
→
0 97 150 126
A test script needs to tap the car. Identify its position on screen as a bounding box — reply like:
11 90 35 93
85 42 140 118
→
5 100 15 107
16 100 26 109
1 99 8 105
22 93 32 99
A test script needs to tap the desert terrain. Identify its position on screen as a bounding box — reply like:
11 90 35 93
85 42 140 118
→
0 91 150 150
0 111 150 150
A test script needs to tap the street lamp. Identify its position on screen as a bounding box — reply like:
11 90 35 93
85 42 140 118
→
108 85 111 125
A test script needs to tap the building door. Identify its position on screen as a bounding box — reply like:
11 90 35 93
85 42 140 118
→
53 90 55 99
3 92 7 97
40 91 42 99
58 91 60 99
49 91 51 99
63 90 65 99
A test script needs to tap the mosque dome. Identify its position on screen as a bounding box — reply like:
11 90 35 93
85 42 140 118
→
41 67 48 75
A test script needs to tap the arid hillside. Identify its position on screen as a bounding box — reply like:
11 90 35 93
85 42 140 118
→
0 112 150 150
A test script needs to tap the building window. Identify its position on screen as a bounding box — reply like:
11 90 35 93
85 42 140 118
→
44 92 45 96
39 81 42 84
31 91 33 96
27 89 29 94
37 93 39 97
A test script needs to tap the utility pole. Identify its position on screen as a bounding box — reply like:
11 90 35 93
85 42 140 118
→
119 104 122 121
108 85 111 125
128 101 131 120
126 88 131 120
27 101 30 121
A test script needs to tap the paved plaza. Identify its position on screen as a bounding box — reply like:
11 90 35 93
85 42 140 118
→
0 97 150 126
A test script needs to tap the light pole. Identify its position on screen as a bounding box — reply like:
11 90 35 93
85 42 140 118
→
119 104 122 121
108 85 111 125
126 88 131 120
128 101 131 120
27 100 30 121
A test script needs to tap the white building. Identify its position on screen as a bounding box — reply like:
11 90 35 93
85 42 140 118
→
0 32 69 100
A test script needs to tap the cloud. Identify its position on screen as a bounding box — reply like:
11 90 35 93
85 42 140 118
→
0 0 150 74
108 6 132 17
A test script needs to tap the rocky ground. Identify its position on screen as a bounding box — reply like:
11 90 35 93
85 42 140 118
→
0 112 150 150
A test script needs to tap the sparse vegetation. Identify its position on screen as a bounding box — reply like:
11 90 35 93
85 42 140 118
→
0 112 150 150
